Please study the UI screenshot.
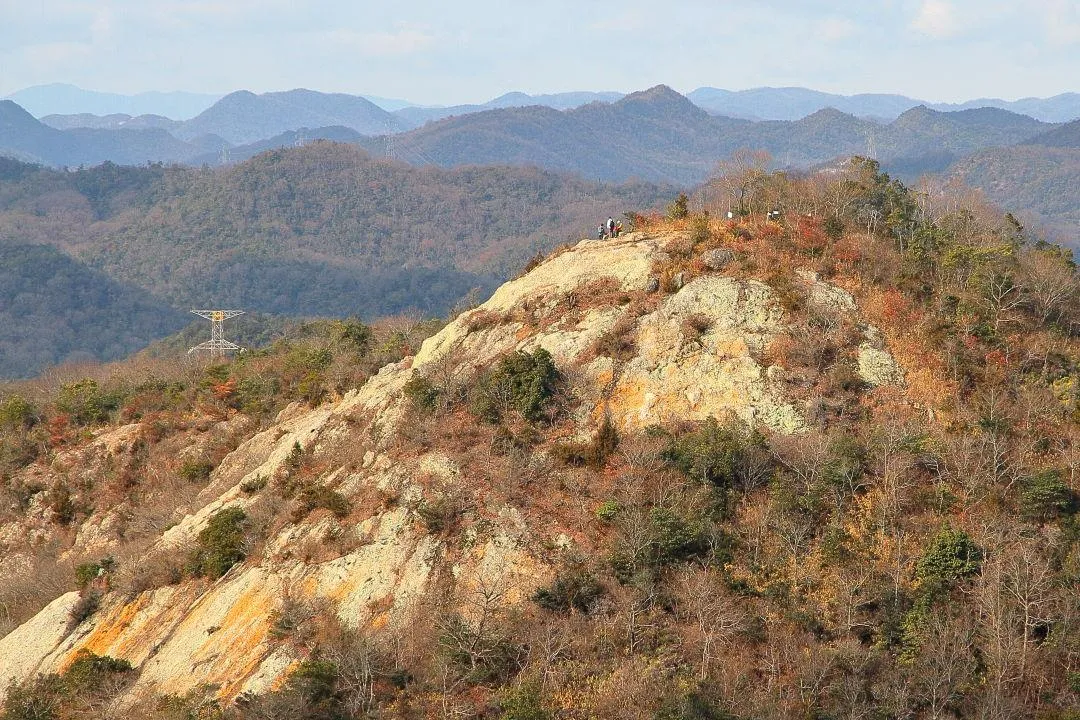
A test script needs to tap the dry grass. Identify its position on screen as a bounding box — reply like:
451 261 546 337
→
589 315 638 363
463 309 509 333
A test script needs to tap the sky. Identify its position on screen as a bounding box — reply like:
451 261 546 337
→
0 0 1078 104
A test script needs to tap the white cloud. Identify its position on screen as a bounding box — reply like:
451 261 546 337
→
592 9 648 32
817 17 857 42
911 0 959 37
321 26 435 57
20 41 94 68
1036 0 1080 44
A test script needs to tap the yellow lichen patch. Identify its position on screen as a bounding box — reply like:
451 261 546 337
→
605 377 652 429
713 337 749 358
197 582 278 699
592 364 615 389
71 595 149 663
66 585 195 669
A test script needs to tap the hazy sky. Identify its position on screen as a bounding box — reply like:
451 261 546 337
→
0 0 1077 103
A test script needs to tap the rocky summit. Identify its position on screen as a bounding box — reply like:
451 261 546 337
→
0 225 908 710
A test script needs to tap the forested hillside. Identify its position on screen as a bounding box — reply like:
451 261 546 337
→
1 157 1079 718
0 243 188 378
386 86 1056 185
951 145 1080 241
0 148 670 377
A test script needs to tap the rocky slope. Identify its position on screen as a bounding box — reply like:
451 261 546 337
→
0 228 906 709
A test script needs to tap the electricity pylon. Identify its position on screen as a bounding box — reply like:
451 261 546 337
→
188 310 244 359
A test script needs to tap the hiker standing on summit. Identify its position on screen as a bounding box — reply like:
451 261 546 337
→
607 217 616 238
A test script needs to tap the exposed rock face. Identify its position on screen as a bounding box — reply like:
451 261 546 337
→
607 276 804 433
0 230 906 705
858 327 906 386
701 248 735 271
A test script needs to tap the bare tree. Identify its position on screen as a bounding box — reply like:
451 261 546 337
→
1019 248 1077 326
672 566 746 679
910 611 979 719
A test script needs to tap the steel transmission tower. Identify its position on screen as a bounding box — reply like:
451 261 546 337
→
188 310 245 359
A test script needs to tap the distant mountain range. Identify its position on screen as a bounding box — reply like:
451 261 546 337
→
11 83 1079 127
3 83 1080 239
0 100 215 167
2 83 221 120
393 91 625 127
172 89 408 144
2 85 1059 180
374 86 1056 185
686 87 1080 123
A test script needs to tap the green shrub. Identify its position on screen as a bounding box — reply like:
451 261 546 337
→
500 683 551 720
56 379 122 425
668 192 690 220
594 414 620 463
612 506 708 581
74 557 115 588
235 374 280 416
403 373 440 411
203 364 230 383
438 614 523 683
689 213 713 245
471 348 558 423
285 441 305 470
290 347 333 372
820 434 868 498
46 483 77 525
235 659 344 720
1 673 66 720
294 485 351 520
335 319 371 354
915 526 982 593
283 660 340 711
417 496 463 534
655 691 739 720
62 650 133 696
189 507 248 579
1021 469 1075 521
239 475 267 494
899 527 983 661
178 458 214 483
156 685 225 720
823 216 845 241
0 395 38 430
663 417 764 489
651 507 706 564
531 569 605 613
596 499 620 522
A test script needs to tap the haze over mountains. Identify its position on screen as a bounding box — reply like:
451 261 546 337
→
4 81 1080 245
3 80 1080 375
686 86 1080 123
2 83 222 120
0 147 671 377
0 84 1066 181
9 82 1080 123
